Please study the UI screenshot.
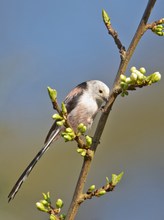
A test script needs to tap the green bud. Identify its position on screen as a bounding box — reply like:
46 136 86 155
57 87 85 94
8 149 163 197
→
40 199 49 207
81 149 86 157
56 198 64 208
139 67 146 74
120 74 126 82
156 31 164 36
130 66 136 73
98 190 106 196
102 9 111 25
120 82 128 90
88 185 96 192
85 135 92 147
56 120 65 126
150 72 161 83
112 172 124 186
59 214 66 220
63 134 73 142
65 127 73 133
61 102 67 114
47 87 57 102
77 148 83 153
78 123 87 133
42 192 51 203
125 77 131 84
130 72 138 82
50 214 57 220
36 202 49 212
52 114 63 120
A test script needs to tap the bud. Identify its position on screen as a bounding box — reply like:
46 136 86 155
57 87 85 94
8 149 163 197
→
77 148 83 153
88 185 96 192
50 214 57 220
125 77 131 84
130 72 138 82
98 190 106 196
56 120 65 126
130 66 136 73
120 74 126 82
63 134 73 142
36 202 49 212
40 199 49 207
61 102 67 114
78 123 87 133
47 87 57 102
56 198 64 208
81 149 86 157
59 214 66 220
65 127 73 133
111 172 124 186
52 114 63 120
139 67 146 74
85 135 92 147
102 9 111 25
151 72 161 83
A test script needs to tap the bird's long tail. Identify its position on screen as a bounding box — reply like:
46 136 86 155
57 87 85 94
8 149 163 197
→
8 128 60 202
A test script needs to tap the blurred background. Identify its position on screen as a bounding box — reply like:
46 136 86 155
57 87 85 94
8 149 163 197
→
0 0 164 219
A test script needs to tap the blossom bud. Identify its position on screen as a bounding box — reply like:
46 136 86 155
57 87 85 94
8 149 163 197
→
56 198 64 208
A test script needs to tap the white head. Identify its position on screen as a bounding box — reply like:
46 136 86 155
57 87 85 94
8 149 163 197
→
86 80 110 107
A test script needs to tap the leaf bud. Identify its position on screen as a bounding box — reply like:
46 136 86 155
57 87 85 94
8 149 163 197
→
98 190 106 196
36 202 49 212
47 87 57 102
56 198 64 208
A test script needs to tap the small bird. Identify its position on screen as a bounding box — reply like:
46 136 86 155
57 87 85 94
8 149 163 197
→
8 80 110 202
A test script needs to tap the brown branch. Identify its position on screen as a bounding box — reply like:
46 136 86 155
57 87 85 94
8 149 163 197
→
66 1 157 219
146 18 164 30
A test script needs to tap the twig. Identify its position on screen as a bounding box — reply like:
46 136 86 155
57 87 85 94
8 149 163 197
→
66 1 157 219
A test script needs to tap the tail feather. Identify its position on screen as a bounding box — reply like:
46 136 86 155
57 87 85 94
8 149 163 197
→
8 128 60 202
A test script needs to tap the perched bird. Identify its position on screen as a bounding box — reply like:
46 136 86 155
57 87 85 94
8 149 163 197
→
8 80 110 202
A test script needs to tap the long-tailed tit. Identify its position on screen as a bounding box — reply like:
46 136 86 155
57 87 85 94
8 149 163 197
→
8 80 110 202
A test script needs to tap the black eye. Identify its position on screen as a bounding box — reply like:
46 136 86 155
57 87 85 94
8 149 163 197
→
99 89 103 94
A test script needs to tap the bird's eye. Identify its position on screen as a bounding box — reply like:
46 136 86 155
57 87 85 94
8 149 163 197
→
99 89 103 94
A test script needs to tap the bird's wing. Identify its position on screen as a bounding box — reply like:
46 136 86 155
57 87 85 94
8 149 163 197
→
45 84 85 143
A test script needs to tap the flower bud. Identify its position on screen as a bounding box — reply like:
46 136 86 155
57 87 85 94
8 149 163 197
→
130 72 138 82
98 190 106 196
151 72 161 83
47 87 57 102
50 214 57 220
36 202 49 212
59 214 66 220
61 102 67 114
88 185 96 192
63 134 73 142
85 135 92 147
56 120 65 126
78 123 87 133
52 114 63 120
139 67 146 74
56 198 64 208
130 66 136 72
81 149 86 157
77 148 83 153
125 77 131 84
120 74 126 82
65 127 73 133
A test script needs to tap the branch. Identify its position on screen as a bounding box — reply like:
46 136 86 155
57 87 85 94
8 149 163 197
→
66 1 157 219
